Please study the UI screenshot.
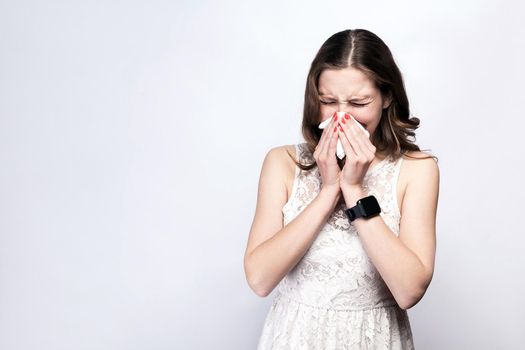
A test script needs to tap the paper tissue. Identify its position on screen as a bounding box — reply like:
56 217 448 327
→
318 111 370 159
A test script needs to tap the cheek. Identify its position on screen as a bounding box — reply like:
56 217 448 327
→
319 106 336 122
350 106 381 124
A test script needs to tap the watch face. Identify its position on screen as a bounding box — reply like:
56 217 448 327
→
358 196 381 216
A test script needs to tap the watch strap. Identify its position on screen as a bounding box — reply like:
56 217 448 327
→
345 205 364 222
345 195 381 222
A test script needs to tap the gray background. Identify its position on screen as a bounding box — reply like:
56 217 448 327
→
1 0 524 349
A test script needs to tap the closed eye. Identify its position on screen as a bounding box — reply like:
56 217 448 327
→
319 100 368 107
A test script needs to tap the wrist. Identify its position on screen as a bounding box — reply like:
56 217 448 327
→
341 185 367 208
320 184 340 196
319 185 341 207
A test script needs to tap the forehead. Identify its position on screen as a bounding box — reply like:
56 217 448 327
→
318 67 377 98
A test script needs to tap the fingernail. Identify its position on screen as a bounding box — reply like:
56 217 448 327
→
339 125 343 131
333 114 338 121
341 118 346 124
333 126 337 132
344 113 350 120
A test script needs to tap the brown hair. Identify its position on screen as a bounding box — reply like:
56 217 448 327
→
288 28 438 170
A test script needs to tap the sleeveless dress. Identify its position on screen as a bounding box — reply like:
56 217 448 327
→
256 142 415 350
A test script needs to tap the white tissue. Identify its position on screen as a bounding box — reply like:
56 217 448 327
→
318 111 370 159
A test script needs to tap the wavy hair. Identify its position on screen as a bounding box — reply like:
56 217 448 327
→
288 29 438 170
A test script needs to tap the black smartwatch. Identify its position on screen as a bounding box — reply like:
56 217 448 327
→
345 195 381 222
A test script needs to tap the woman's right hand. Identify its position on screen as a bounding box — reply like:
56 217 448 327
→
313 112 341 196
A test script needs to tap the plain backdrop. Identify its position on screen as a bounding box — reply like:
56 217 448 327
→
1 0 524 349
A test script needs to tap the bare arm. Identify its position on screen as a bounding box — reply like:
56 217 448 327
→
243 146 340 297
341 154 439 309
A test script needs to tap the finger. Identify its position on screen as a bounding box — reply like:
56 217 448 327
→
315 117 331 156
337 125 357 159
337 117 358 157
322 119 337 158
319 114 336 155
347 114 375 154
326 121 339 160
317 113 336 153
345 116 368 157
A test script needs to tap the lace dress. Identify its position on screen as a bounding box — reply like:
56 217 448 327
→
256 142 415 350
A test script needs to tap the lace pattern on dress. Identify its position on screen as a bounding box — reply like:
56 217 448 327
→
283 143 403 235
257 142 414 349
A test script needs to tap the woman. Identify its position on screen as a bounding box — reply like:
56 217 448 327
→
244 28 439 349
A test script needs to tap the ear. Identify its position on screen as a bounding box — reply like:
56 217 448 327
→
382 92 393 109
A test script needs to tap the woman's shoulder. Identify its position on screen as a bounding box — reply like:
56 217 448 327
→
263 144 301 195
264 143 295 156
261 143 300 175
266 143 303 162
400 150 439 182
400 150 438 164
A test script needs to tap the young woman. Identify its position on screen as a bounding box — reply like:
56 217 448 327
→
244 28 439 349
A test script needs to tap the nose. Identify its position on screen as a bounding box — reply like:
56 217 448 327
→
337 102 353 115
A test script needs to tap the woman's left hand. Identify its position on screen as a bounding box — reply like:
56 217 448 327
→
336 113 376 191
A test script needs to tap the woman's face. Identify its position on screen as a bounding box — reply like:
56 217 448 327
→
317 67 391 137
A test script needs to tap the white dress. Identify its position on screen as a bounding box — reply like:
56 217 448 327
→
257 142 415 350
